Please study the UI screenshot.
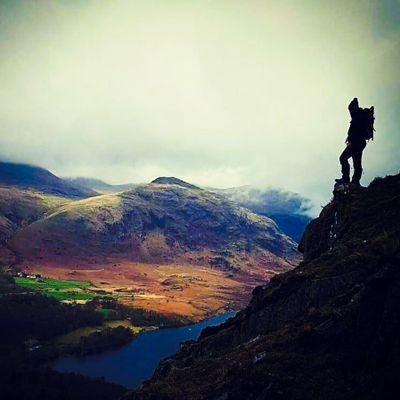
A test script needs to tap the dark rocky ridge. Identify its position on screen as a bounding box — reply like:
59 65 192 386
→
128 174 400 400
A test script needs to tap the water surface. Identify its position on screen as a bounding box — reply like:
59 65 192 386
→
52 311 236 388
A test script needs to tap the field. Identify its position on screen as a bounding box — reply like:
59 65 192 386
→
14 276 107 301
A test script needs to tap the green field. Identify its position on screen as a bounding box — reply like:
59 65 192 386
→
14 277 108 301
46 291 96 301
15 277 91 290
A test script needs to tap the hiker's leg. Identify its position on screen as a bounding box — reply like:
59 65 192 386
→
339 146 352 182
351 145 365 184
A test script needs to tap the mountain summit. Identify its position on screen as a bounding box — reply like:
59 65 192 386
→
151 177 200 190
129 173 400 400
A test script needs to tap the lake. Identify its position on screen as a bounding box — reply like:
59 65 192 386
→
51 311 236 389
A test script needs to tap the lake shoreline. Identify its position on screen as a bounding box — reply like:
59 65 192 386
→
50 310 237 388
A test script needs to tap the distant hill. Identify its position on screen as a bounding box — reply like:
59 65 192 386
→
65 177 137 194
10 178 299 265
0 162 97 198
212 186 312 242
64 177 311 241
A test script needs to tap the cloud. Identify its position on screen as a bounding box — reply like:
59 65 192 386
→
0 0 399 215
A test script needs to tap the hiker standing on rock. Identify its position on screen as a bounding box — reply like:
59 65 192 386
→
336 98 375 186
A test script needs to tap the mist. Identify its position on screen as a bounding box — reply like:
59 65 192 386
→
1 0 399 214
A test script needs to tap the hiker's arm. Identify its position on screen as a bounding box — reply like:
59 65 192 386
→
348 97 359 118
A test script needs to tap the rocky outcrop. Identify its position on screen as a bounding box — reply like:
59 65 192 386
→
127 174 400 400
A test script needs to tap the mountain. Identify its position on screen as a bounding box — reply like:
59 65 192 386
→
214 186 312 242
2 175 300 320
0 162 97 198
128 174 400 400
9 178 298 265
65 177 312 241
65 177 137 194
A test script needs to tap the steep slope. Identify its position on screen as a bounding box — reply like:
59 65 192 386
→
214 186 311 242
6 178 300 319
129 174 400 400
0 162 97 198
65 177 137 194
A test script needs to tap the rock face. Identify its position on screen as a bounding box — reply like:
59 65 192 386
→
128 174 400 400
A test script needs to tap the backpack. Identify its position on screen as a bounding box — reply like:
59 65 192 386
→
362 106 375 141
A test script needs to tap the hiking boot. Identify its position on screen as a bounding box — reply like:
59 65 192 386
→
335 178 350 184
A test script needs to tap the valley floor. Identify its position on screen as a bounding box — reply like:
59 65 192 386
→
17 259 271 321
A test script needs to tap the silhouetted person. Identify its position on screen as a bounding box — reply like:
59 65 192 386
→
336 98 374 185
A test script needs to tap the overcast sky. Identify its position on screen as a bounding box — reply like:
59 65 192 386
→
0 0 399 214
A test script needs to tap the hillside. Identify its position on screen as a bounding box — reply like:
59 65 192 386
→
64 177 311 240
129 174 400 400
2 176 300 320
0 162 97 198
0 187 71 263
214 186 311 242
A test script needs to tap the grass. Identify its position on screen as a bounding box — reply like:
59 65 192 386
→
14 277 110 301
46 291 97 301
15 277 91 290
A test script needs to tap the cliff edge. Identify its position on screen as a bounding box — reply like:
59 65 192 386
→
128 174 400 400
